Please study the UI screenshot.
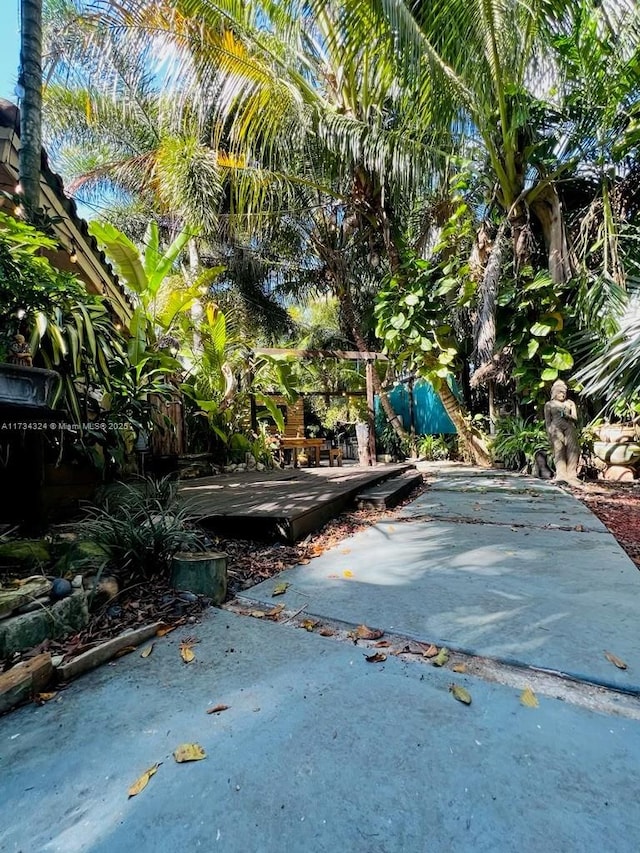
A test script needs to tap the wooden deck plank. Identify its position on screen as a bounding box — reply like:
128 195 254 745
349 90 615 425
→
179 464 410 542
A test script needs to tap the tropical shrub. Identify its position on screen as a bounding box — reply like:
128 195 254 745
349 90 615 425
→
82 475 205 581
417 434 453 461
490 416 549 471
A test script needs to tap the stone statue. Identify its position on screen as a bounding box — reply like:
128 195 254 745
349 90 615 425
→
544 379 580 482
8 334 32 367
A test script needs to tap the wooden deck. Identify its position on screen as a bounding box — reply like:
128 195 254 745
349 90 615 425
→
179 464 411 542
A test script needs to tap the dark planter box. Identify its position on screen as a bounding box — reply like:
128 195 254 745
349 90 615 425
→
0 363 59 411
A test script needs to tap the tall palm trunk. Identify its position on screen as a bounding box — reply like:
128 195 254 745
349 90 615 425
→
530 185 573 284
19 0 43 214
438 382 492 467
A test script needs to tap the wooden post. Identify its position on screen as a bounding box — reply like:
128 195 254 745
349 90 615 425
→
366 361 377 466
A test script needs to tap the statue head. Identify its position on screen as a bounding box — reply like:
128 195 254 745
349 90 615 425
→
550 379 568 401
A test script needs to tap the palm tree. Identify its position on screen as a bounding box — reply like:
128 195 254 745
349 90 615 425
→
19 0 44 213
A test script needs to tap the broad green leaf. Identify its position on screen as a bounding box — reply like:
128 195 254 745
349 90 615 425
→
143 221 160 280
255 394 285 432
530 321 553 337
541 367 559 381
527 339 539 359
542 348 574 370
147 227 192 296
89 221 147 293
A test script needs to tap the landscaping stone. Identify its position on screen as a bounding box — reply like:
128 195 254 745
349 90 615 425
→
50 578 73 601
16 595 49 615
0 591 89 659
0 577 51 618
170 550 227 603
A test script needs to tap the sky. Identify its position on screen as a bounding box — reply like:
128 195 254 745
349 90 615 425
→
0 1 20 103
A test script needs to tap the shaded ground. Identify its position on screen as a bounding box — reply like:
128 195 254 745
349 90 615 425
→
14 479 426 668
9 472 640 670
3 468 640 852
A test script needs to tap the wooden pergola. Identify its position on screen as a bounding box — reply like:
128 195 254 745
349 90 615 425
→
253 348 389 466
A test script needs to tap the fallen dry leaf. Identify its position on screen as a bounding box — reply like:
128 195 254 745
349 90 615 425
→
298 558 311 565
250 610 265 618
422 644 439 659
140 644 154 658
128 763 161 797
340 549 351 554
395 643 426 655
365 652 387 663
343 570 354 578
301 619 318 632
451 663 467 674
114 645 137 658
34 691 57 704
318 627 335 637
605 651 628 670
355 624 384 640
374 640 392 648
180 642 195 663
173 743 206 763
156 625 177 638
265 604 284 620
520 687 539 708
207 704 230 714
449 684 472 705
272 582 290 597
432 647 450 667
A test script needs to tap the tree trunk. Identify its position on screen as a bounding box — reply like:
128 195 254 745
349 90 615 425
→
437 381 492 467
473 221 507 369
19 0 43 214
530 184 573 284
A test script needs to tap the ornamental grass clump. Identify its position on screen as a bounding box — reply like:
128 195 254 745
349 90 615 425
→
82 475 205 581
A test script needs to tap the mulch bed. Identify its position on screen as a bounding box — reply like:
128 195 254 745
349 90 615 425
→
574 481 640 571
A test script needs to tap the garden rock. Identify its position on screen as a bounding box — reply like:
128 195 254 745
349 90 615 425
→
0 591 89 658
50 578 73 601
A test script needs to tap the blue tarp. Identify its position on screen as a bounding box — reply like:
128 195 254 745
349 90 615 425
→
375 379 456 435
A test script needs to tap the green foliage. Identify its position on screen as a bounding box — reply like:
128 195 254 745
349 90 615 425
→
0 212 87 357
490 415 549 470
82 476 205 580
375 410 411 459
497 268 575 406
375 252 461 388
228 433 253 463
417 434 453 461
